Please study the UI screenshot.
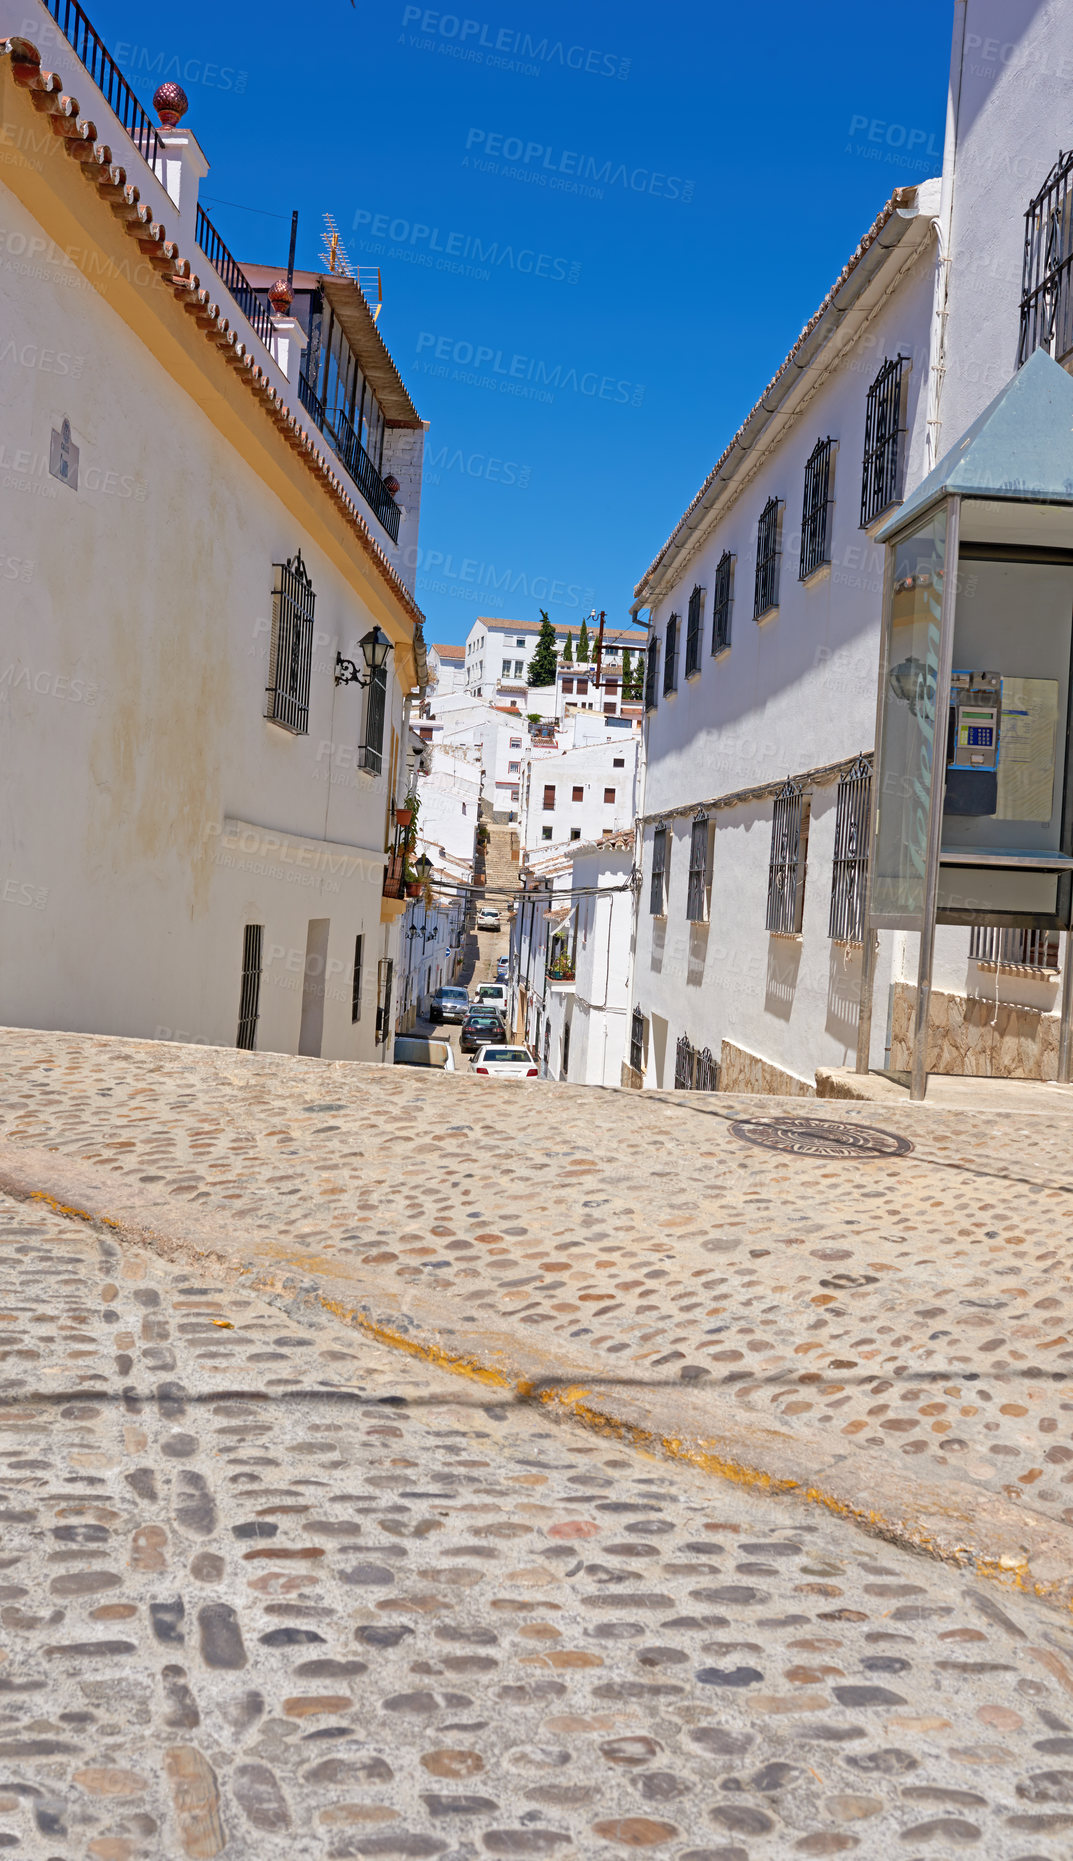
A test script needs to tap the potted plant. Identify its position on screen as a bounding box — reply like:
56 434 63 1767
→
395 789 420 830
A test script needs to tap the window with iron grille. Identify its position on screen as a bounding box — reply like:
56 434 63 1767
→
644 637 660 710
800 437 835 580
753 498 782 618
562 1018 571 1078
829 757 872 943
236 923 263 1050
711 550 734 654
663 614 679 695
970 926 1061 970
650 825 668 916
266 551 315 733
860 356 909 527
630 1007 645 1074
675 1034 696 1089
685 585 705 678
375 957 394 1044
1018 152 1073 367
686 814 710 922
766 780 809 934
351 933 364 1022
361 662 388 776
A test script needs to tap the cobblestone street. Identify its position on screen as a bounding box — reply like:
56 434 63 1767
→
5 1189 1073 1861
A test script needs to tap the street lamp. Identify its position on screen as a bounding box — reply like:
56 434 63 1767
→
335 627 393 687
414 852 433 887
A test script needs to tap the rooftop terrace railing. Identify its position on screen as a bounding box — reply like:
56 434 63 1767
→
40 0 161 169
195 204 275 352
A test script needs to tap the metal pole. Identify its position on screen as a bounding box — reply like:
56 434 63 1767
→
911 497 961 1102
286 210 299 293
1059 928 1073 1084
856 548 895 1072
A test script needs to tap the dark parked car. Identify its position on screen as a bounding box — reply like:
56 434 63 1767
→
460 1008 507 1054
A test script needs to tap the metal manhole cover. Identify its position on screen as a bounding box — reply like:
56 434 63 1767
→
728 1117 913 1159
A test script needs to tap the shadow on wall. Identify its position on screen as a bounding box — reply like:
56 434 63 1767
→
764 935 801 1022
827 941 863 1046
650 920 666 976
649 1012 669 1089
687 922 709 988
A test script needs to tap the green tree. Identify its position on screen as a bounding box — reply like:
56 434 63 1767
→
527 610 559 687
621 648 631 696
578 616 590 662
563 631 574 663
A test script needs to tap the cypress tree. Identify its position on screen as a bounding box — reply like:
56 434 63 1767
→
578 616 590 662
621 648 631 696
527 610 559 687
563 631 574 663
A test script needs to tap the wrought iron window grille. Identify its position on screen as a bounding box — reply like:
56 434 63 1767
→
265 551 315 734
43 0 161 171
650 825 668 917
375 958 394 1044
195 205 275 353
686 814 710 923
753 497 783 619
644 636 660 711
860 356 909 528
362 663 387 776
800 437 835 580
663 614 679 695
685 586 705 678
711 550 734 655
828 756 872 944
675 1036 718 1091
969 926 1061 972
1018 152 1073 368
630 1007 645 1075
236 923 263 1050
766 779 809 935
351 934 364 1023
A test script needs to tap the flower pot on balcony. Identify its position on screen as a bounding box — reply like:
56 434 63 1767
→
395 807 414 828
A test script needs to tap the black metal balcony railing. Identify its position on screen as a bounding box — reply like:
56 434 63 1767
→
293 377 401 542
42 0 161 169
195 205 275 351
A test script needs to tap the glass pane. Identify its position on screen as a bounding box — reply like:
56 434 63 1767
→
872 505 947 923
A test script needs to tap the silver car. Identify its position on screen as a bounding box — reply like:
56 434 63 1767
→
429 985 469 1024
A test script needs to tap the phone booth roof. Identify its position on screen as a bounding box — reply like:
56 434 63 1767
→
877 346 1073 544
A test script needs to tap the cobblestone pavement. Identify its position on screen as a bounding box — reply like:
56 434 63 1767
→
6 1190 1073 1861
1 1028 1071 1556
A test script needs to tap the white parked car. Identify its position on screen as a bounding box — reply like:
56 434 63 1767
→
473 1045 539 1078
477 907 501 930
476 983 508 1011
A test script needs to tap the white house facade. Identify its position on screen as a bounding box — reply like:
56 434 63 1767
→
630 0 1073 1094
0 8 428 1064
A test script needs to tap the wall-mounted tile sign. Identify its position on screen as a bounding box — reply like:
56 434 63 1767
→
49 417 79 490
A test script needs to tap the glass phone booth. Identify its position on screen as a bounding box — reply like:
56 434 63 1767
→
859 349 1073 1098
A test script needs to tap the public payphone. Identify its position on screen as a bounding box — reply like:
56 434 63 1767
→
946 669 1001 815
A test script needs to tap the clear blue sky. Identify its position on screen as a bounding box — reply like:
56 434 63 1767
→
89 0 951 643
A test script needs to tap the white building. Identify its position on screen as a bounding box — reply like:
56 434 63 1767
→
518 725 640 859
629 1 1073 1094
463 614 648 706
511 832 635 1084
0 8 428 1064
426 640 466 695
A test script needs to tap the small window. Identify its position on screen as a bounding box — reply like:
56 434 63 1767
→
572 785 584 802
236 923 264 1050
800 437 835 579
753 498 782 619
663 614 679 695
684 584 704 678
711 549 734 655
604 678 618 692
562 677 574 693
502 660 512 677
351 933 364 1022
829 757 872 944
514 661 524 676
650 825 668 916
543 784 556 810
629 1007 645 1074
266 551 315 734
603 787 616 804
508 760 520 773
686 814 710 922
375 957 394 1045
577 678 588 695
510 737 522 748
603 703 616 716
511 788 519 801
766 780 810 934
542 825 553 841
363 661 387 776
613 756 625 768
860 355 910 527
570 828 581 841
644 637 659 711
516 636 525 647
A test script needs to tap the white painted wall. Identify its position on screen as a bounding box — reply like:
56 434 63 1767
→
569 844 635 1087
519 737 640 860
